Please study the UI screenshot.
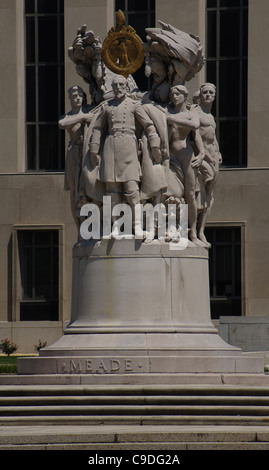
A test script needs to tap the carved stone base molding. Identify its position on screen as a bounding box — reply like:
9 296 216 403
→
17 239 264 380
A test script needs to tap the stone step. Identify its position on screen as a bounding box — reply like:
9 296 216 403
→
2 383 269 396
1 425 269 451
2 441 269 450
1 442 269 450
1 414 269 427
1 372 269 386
2 383 269 452
2 404 269 417
2 394 269 406
2 384 269 430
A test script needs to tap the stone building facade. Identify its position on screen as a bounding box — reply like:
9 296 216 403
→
0 0 269 352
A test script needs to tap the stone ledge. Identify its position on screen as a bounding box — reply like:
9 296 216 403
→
1 372 269 386
219 316 269 352
16 353 264 376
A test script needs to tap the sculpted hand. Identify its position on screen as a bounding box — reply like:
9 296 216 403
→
73 36 84 49
83 112 94 123
90 152 100 167
161 147 169 160
191 153 204 168
151 147 162 164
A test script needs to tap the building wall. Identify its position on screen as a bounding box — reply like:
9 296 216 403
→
210 169 269 317
0 1 268 352
0 1 115 352
64 0 114 102
210 0 269 316
156 0 206 98
248 0 269 168
0 0 24 173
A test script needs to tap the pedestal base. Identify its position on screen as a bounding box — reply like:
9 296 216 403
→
17 332 264 377
17 239 265 379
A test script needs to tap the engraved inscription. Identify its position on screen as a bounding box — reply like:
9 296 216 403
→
57 357 149 374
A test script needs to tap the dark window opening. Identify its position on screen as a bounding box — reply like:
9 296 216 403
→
206 0 248 167
18 230 59 321
25 0 65 171
205 226 242 319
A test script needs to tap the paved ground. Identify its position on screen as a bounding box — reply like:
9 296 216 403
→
1 423 269 449
1 423 268 470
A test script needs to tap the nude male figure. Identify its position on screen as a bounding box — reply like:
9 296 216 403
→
166 85 204 244
193 83 222 246
59 85 94 228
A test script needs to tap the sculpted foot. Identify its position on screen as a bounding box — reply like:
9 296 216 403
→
134 225 145 239
111 223 121 239
144 230 155 244
189 230 205 247
198 232 211 248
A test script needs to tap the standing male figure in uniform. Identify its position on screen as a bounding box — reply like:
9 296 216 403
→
89 75 162 237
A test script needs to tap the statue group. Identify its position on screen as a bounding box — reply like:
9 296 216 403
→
59 13 222 248
17 11 266 379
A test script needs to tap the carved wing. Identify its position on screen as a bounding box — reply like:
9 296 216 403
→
126 39 137 63
107 42 118 63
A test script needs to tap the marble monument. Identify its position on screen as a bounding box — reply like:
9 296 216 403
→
18 11 264 381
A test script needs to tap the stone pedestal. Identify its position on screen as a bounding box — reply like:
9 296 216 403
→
17 239 264 380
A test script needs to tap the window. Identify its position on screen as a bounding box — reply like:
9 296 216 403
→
25 0 65 171
205 226 242 318
115 0 155 91
18 229 59 321
206 0 248 166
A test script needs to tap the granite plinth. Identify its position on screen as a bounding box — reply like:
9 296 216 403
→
17 239 265 378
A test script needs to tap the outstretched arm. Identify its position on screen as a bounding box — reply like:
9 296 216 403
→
167 112 200 130
59 110 94 129
88 105 107 166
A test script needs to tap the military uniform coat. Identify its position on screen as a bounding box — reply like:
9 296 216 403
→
89 97 160 183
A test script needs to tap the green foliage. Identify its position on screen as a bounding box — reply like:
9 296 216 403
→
34 339 48 352
0 338 18 356
0 364 17 374
0 356 17 374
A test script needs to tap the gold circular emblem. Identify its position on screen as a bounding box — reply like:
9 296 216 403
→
101 10 145 78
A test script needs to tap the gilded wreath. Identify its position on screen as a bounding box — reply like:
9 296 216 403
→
101 10 145 78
